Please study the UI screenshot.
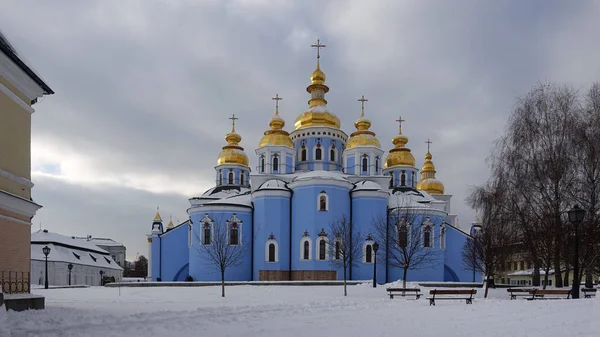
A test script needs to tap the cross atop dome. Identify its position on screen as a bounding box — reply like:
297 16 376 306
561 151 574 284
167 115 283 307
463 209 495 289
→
425 139 432 152
272 94 282 115
358 95 368 118
229 114 238 132
395 116 406 134
311 39 326 59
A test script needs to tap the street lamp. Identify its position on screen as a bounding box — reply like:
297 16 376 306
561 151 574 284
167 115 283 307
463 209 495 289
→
68 263 73 286
42 246 51 289
568 205 585 299
372 242 379 288
99 270 104 286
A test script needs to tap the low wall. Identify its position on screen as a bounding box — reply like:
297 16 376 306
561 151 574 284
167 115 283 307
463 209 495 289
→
107 280 369 288
3 293 45 311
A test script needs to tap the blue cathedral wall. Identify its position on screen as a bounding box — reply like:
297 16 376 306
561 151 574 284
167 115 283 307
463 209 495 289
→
291 184 350 278
294 136 344 171
443 226 480 282
253 194 291 280
158 225 189 281
188 209 253 281
351 195 387 281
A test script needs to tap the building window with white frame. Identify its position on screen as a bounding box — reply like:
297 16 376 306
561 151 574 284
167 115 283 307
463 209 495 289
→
301 145 307 161
272 154 279 172
260 155 265 173
318 191 328 211
316 229 329 261
265 233 278 262
363 236 375 263
226 214 242 246
315 144 323 160
422 217 434 248
300 232 311 261
333 239 342 260
330 146 336 162
200 214 213 246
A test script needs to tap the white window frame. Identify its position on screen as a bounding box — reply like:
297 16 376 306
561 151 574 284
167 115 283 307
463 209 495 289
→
300 237 312 261
226 214 243 246
395 217 410 248
363 241 374 264
421 217 434 248
200 214 213 246
317 192 329 211
329 145 337 163
316 236 329 261
265 239 279 263
314 144 323 161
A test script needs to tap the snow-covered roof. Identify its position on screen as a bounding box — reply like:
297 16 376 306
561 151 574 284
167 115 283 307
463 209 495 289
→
200 186 251 198
388 191 430 209
73 237 123 247
31 230 108 254
353 180 381 191
293 170 350 182
507 268 564 277
257 179 288 191
203 192 253 207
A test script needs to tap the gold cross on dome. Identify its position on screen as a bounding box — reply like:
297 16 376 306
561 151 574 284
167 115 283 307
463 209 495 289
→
395 116 406 134
272 94 282 114
229 114 239 132
425 139 432 152
358 95 368 117
311 39 326 59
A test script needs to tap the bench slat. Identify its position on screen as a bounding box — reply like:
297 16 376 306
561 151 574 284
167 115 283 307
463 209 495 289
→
530 290 570 295
430 290 476 295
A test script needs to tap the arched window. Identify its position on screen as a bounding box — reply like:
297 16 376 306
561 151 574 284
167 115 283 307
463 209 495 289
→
260 156 265 173
389 174 394 188
300 237 311 261
304 241 310 260
203 223 211 245
315 147 322 160
411 171 415 187
362 157 368 172
330 148 335 162
318 192 328 211
319 239 327 260
301 146 307 161
273 155 279 172
201 214 213 246
268 243 276 262
423 225 432 248
240 173 245 186
366 245 372 263
228 171 234 184
375 157 379 173
218 170 223 185
401 171 406 186
227 217 241 246
440 225 446 250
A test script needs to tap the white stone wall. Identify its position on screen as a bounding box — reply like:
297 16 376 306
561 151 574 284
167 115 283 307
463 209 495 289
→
31 260 122 286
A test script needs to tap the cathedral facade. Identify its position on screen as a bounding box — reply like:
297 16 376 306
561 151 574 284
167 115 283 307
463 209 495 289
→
147 44 478 284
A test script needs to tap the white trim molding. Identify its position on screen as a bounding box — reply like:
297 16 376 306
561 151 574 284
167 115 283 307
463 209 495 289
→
265 234 279 263
0 189 41 218
300 235 312 261
0 167 34 188
317 191 329 211
316 234 329 261
0 81 34 113
421 217 435 248
0 51 46 104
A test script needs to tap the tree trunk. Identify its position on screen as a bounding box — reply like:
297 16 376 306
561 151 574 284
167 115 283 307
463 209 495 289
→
221 269 225 297
553 234 563 288
533 266 541 287
402 266 408 289
484 275 490 298
563 268 570 287
585 270 594 289
343 266 347 297
543 268 550 289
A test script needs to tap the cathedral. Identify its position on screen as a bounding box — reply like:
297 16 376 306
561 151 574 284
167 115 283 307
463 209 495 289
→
147 42 478 283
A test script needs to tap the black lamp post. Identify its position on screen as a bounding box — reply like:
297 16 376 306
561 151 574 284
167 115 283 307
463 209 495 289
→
42 245 51 289
99 270 104 286
68 263 73 286
372 242 379 288
568 205 585 299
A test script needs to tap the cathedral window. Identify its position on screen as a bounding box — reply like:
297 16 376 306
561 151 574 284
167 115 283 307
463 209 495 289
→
260 155 265 173
362 156 368 172
422 218 434 248
218 170 223 185
229 225 239 245
273 154 279 172
316 238 329 261
365 244 373 263
301 145 307 161
228 170 234 184
240 172 245 186
330 148 336 162
411 171 415 187
401 171 406 186
375 157 379 173
203 223 211 245
266 234 278 262
317 191 328 211
300 235 311 260
389 174 394 188
315 145 322 161
440 224 446 250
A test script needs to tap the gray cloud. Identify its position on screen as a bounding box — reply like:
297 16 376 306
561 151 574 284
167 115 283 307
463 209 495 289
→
2 0 599 259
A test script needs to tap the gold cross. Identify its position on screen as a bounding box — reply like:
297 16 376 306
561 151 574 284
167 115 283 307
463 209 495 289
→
272 94 282 115
311 39 326 59
229 114 239 132
395 116 406 134
425 139 432 152
358 95 368 117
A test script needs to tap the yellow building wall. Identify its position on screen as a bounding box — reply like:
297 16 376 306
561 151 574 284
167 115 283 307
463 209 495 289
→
0 75 32 199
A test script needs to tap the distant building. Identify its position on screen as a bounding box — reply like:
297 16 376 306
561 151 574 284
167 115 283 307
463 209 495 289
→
31 230 122 286
0 30 53 294
73 236 126 268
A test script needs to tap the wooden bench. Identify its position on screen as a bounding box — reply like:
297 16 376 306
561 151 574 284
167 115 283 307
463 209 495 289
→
427 289 476 306
527 289 571 300
507 288 537 300
386 288 421 299
582 288 597 298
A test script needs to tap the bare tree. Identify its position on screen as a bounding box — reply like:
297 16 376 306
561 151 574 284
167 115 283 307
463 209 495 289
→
328 215 363 296
372 199 439 289
194 216 251 297
462 182 515 297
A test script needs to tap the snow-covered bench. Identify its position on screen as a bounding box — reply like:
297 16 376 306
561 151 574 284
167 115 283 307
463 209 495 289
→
527 289 570 300
427 289 476 306
582 288 596 298
507 288 537 300
386 288 421 299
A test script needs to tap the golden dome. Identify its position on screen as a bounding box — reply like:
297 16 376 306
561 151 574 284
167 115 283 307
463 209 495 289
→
167 219 174 228
311 61 326 85
417 150 445 194
384 125 415 168
217 116 249 166
346 97 381 149
153 211 162 221
258 98 294 148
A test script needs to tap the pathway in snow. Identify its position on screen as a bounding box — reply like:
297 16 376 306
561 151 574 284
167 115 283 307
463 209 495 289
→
6 284 600 337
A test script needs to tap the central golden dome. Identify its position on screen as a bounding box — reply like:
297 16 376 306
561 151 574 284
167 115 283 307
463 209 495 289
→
384 124 415 168
217 118 249 166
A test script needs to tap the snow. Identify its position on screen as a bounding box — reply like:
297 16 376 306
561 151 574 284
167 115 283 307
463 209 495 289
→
31 230 108 255
257 179 288 190
6 285 599 337
31 243 122 271
353 180 382 191
293 170 350 182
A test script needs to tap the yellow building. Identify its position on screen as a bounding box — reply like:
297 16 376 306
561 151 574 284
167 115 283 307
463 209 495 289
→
0 31 53 294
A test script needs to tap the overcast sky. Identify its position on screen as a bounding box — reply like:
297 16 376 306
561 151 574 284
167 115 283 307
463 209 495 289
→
2 0 599 260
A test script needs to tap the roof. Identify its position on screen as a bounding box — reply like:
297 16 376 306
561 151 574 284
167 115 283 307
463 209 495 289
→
257 179 289 191
292 170 350 183
32 229 108 254
0 30 54 95
353 180 381 191
73 236 124 247
203 191 253 207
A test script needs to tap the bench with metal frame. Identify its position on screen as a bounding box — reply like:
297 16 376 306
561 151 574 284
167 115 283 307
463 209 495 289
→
527 289 571 300
386 288 421 299
427 289 476 306
582 288 596 299
507 288 537 300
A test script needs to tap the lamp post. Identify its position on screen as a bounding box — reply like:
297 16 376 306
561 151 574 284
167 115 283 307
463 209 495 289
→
568 205 586 299
68 263 73 286
373 242 379 288
42 246 51 289
99 270 104 286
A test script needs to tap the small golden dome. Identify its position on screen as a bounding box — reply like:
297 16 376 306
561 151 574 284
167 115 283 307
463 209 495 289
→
346 97 381 149
417 149 445 194
258 108 294 148
384 123 415 168
311 61 326 85
167 219 174 228
153 211 162 221
217 117 249 166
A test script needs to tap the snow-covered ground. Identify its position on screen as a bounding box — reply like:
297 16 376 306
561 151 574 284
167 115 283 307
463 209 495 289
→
5 283 599 337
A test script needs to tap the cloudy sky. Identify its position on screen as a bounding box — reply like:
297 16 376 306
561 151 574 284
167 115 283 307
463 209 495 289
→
2 0 599 260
